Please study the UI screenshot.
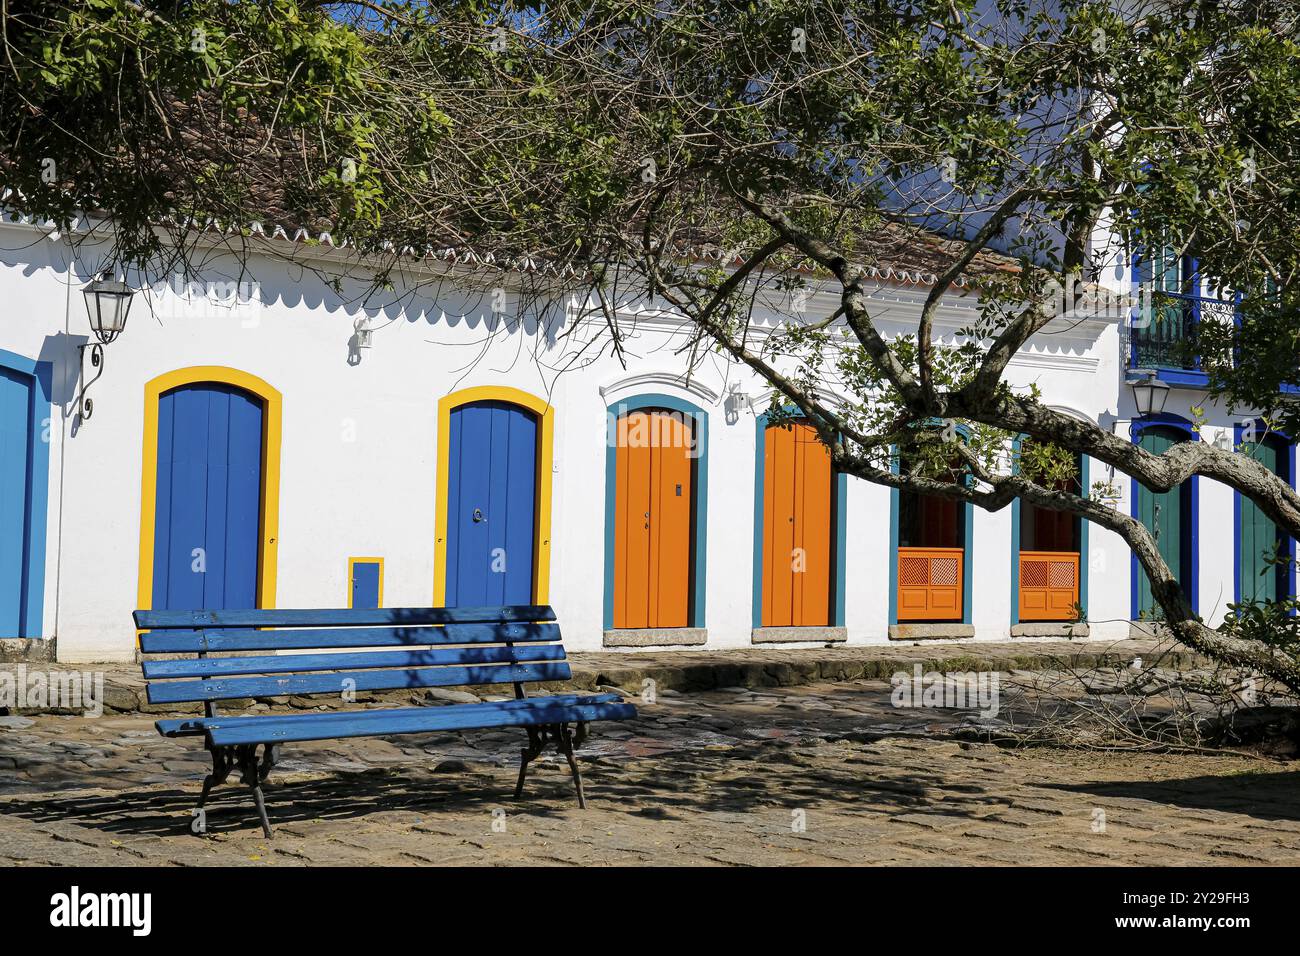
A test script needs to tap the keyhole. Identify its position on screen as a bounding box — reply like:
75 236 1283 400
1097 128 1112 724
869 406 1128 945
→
473 508 486 523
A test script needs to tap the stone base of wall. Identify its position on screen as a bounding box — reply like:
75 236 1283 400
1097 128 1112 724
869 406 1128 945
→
1010 623 1090 639
751 626 847 644
887 624 976 641
1128 621 1174 640
603 628 708 648
0 638 55 663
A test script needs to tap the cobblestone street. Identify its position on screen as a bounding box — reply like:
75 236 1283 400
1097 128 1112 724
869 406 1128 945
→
2 680 1298 866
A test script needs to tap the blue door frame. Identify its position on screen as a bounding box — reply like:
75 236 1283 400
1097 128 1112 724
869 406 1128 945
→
1130 413 1199 619
0 349 52 638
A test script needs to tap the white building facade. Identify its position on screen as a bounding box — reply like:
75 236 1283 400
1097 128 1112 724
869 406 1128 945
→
0 216 1283 663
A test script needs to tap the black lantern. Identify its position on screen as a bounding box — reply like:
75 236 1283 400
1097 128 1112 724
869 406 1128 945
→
82 276 134 345
1130 371 1170 418
76 274 134 420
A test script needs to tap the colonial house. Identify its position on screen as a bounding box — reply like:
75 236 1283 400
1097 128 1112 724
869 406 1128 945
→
0 208 1283 663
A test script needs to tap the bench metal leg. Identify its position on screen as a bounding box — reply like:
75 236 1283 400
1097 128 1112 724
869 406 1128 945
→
192 743 277 838
194 746 235 825
237 745 275 839
197 774 217 810
250 783 273 840
513 727 545 800
557 724 587 810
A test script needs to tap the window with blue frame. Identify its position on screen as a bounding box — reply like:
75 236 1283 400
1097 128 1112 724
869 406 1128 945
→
1130 241 1237 380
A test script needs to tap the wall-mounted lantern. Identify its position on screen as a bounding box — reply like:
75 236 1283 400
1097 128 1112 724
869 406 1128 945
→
354 315 375 349
1128 369 1170 419
723 385 751 425
77 274 134 420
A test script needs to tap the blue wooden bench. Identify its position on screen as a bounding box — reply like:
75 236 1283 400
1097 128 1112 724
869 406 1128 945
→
134 604 635 837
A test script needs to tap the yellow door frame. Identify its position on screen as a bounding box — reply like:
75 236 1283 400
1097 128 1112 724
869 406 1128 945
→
137 366 283 613
347 556 385 608
433 385 555 606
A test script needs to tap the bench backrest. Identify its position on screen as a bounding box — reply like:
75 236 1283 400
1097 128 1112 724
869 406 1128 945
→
134 605 566 706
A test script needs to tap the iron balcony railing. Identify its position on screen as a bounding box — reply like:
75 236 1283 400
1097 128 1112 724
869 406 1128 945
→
1130 291 1237 373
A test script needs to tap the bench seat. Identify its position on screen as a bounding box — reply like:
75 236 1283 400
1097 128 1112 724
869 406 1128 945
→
154 693 630 739
134 604 636 837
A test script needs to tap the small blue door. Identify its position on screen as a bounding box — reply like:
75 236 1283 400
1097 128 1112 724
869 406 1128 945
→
0 367 35 634
351 560 381 609
152 384 264 610
445 400 537 606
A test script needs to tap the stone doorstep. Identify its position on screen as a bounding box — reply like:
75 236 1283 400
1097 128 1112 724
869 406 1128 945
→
751 626 847 644
0 637 1201 717
0 638 55 663
888 624 975 641
1011 623 1090 639
603 627 707 648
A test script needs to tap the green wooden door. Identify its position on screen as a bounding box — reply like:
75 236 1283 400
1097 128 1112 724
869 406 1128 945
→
1137 427 1187 619
1239 439 1284 604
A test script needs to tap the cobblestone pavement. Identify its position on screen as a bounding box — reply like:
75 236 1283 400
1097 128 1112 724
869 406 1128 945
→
1 680 1298 866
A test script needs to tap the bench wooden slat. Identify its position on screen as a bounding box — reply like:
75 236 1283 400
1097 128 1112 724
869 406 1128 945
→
154 693 626 737
139 621 560 654
142 644 565 679
133 604 555 630
206 697 638 746
146 661 573 704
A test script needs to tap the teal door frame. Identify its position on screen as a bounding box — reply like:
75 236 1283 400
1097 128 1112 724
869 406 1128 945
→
1008 438 1090 625
750 409 848 628
602 393 709 629
887 441 974 625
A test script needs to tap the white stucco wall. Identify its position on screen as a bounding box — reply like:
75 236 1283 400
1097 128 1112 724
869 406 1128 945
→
0 219 1261 661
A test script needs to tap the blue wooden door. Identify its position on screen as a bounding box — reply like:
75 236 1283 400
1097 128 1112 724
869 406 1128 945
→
351 560 381 609
0 367 34 634
445 400 537 606
151 384 264 610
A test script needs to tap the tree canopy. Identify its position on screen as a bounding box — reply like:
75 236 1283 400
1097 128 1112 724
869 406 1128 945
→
3 0 1300 687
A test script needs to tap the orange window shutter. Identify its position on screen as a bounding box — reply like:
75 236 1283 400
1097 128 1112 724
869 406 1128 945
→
897 548 963 621
1018 552 1079 622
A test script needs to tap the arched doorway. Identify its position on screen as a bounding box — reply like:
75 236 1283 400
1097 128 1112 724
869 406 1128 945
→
602 394 708 631
0 349 51 637
755 417 842 628
434 387 554 607
1236 427 1294 605
1131 418 1198 619
138 368 282 612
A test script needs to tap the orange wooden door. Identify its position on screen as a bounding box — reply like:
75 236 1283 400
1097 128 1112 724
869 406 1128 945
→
762 423 832 627
614 410 692 628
